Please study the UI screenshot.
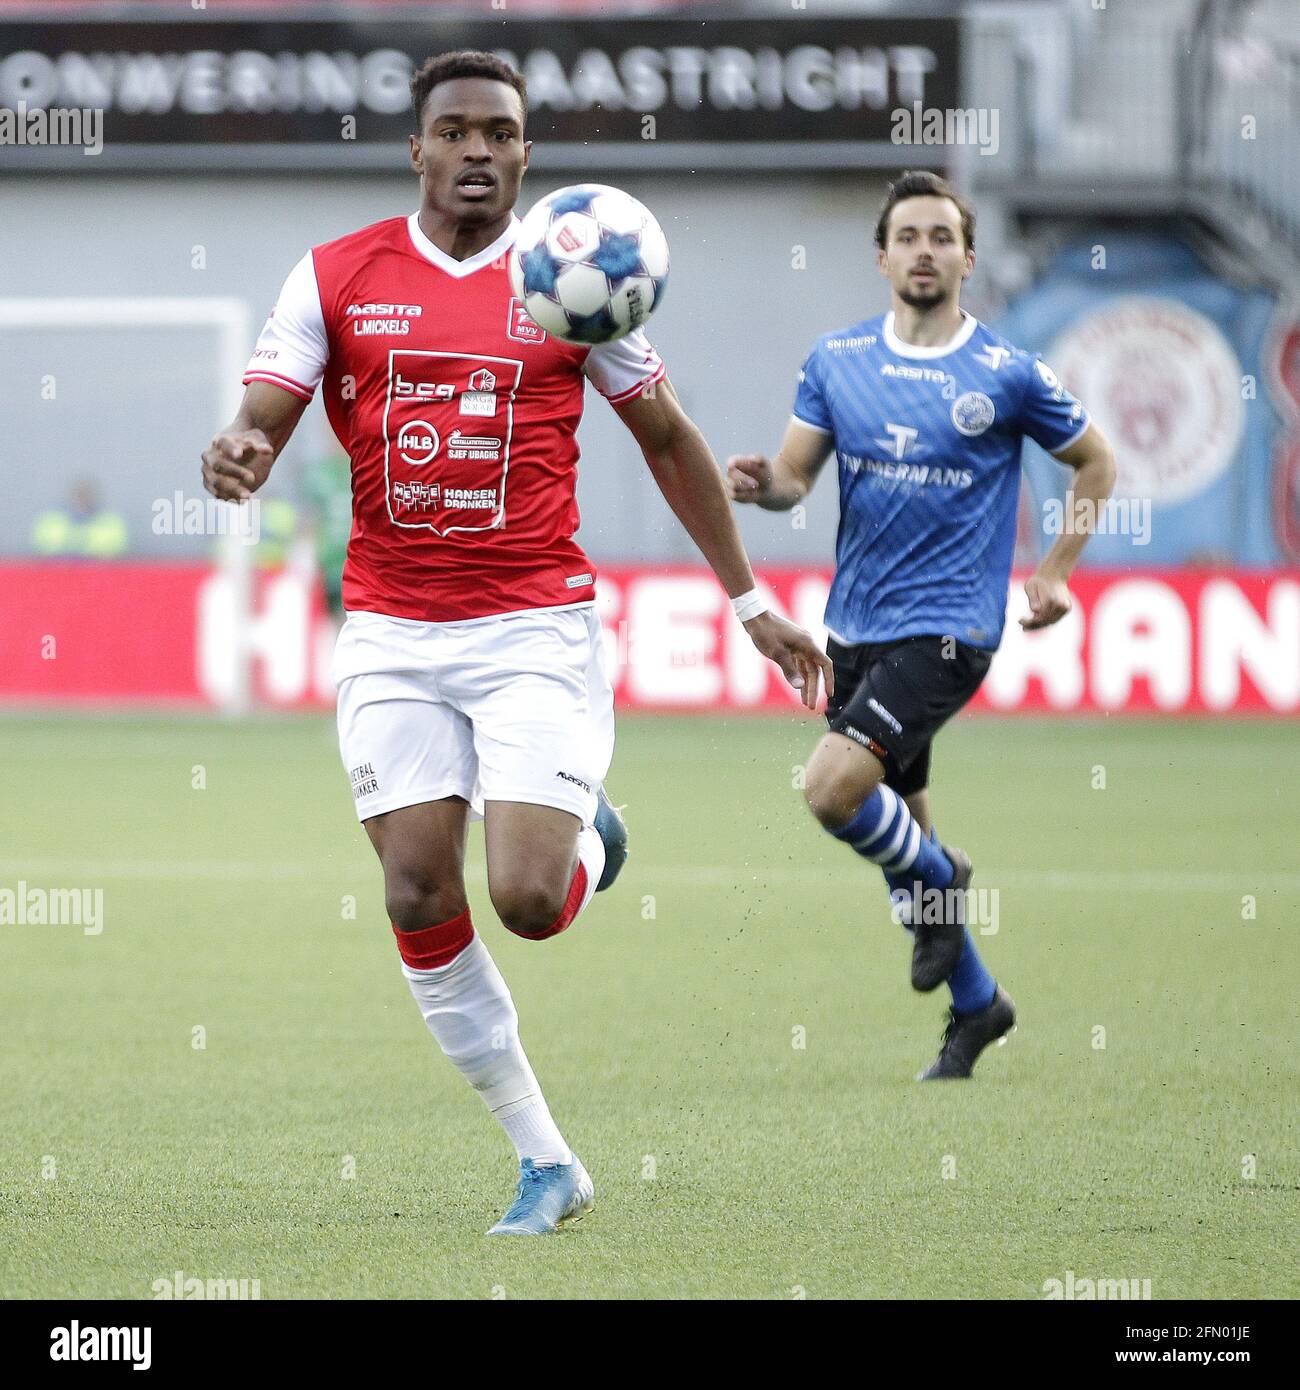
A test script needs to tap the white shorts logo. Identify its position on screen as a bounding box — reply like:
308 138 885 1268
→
866 697 903 734
951 391 996 436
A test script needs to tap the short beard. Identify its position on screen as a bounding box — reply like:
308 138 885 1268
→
897 284 950 310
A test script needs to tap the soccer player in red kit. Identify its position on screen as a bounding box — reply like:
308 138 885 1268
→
201 50 831 1235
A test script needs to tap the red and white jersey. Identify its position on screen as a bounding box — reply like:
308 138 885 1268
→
243 213 665 622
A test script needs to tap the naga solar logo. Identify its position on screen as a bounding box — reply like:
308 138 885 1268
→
397 421 439 465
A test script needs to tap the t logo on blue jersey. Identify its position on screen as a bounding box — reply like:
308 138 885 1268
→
876 423 920 459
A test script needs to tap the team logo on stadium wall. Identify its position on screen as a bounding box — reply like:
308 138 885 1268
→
1050 297 1244 504
1265 310 1300 562
951 391 995 436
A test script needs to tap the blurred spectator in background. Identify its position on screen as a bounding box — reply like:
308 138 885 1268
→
249 497 299 567
303 452 352 618
32 479 127 559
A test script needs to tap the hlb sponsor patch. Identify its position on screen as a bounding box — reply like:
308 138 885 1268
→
397 421 439 465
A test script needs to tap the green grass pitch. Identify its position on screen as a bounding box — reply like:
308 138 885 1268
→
0 711 1296 1300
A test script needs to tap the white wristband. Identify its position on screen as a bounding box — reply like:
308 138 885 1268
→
730 588 769 623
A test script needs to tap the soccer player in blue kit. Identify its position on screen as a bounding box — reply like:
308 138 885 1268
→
728 172 1116 1079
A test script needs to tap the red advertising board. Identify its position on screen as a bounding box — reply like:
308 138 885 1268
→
2 562 1297 716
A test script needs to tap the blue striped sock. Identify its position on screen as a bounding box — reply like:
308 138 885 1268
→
830 786 954 890
948 931 997 1014
884 823 938 926
875 820 996 1011
903 824 995 1013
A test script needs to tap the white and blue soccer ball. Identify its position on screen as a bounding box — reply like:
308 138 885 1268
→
509 184 669 344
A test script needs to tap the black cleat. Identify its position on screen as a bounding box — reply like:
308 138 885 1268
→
593 785 628 892
918 984 1017 1080
910 845 971 992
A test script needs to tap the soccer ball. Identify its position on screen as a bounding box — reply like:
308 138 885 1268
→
509 184 670 344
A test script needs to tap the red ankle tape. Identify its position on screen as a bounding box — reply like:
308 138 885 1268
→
509 863 588 942
393 908 474 969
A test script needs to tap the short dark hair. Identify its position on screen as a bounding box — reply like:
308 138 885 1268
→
874 170 975 252
410 50 527 132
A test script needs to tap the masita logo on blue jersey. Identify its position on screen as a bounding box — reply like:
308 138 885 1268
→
951 390 996 436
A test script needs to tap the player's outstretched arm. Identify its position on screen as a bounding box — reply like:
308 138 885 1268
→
201 381 311 503
613 377 833 709
1022 422 1118 630
726 419 833 511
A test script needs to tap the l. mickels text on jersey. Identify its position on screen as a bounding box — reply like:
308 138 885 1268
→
793 309 1087 650
243 213 665 623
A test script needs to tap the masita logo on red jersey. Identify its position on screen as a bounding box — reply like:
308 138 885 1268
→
348 302 422 336
346 302 422 317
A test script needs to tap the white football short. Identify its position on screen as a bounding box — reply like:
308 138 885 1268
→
332 604 615 825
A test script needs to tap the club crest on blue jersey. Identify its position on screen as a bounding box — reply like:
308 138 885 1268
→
951 391 996 437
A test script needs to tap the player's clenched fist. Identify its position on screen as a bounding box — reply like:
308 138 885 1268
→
1020 570 1073 630
726 454 773 503
201 430 275 502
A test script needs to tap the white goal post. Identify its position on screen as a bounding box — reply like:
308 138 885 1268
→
0 296 255 715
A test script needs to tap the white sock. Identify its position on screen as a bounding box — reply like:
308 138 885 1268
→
574 822 605 918
402 934 571 1166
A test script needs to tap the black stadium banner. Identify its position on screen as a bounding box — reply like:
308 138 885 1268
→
0 14 959 171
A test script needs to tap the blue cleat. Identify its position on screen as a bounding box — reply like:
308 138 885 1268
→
487 1156 595 1236
593 785 628 892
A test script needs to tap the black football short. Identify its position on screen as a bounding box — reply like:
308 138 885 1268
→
824 634 993 797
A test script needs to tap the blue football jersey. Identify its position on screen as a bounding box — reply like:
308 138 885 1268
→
792 311 1088 650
